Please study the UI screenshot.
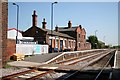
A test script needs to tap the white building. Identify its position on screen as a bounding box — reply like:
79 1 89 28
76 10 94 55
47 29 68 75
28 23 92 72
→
8 28 34 44
8 28 23 40
7 28 48 55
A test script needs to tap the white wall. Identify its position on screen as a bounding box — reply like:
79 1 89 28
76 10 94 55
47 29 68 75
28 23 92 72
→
7 29 23 39
16 44 48 55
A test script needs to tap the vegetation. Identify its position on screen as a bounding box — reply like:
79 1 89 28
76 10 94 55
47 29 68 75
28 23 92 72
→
3 59 14 68
111 46 120 49
87 35 98 49
87 35 105 49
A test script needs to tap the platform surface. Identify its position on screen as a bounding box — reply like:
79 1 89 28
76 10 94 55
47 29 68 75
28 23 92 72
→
115 51 120 68
8 61 44 67
24 53 61 63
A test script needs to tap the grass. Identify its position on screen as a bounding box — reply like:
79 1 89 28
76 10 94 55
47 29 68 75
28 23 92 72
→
3 59 14 69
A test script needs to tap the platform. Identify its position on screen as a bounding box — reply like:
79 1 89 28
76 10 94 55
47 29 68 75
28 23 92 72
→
114 50 120 68
8 53 61 67
7 61 45 67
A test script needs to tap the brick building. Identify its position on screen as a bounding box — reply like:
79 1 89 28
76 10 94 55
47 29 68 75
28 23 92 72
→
0 0 8 68
23 10 91 52
57 21 86 51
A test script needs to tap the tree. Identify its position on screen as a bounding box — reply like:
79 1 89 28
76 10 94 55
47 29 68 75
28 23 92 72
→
87 35 99 49
98 41 105 49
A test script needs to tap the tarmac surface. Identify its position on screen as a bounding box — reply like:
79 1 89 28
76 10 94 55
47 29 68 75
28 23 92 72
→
8 53 61 67
24 53 61 63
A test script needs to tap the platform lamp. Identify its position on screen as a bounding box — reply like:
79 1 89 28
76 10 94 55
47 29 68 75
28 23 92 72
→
51 2 58 52
51 2 58 35
13 3 19 44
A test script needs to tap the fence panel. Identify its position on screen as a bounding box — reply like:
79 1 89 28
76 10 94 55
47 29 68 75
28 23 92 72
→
16 44 48 55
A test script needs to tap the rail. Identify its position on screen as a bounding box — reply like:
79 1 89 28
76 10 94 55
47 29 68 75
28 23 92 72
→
61 50 115 80
2 69 54 80
2 49 113 80
94 50 115 80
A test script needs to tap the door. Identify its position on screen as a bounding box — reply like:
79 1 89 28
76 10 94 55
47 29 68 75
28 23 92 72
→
60 40 63 51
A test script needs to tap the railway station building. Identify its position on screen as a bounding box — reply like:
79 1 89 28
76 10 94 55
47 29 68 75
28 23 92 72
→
22 10 91 52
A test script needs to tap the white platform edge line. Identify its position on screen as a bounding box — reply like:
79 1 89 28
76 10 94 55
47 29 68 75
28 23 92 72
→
113 50 117 68
45 49 106 64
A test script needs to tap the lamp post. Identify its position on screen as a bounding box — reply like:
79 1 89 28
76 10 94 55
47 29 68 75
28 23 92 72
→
13 3 19 44
51 2 58 35
51 2 58 53
95 30 98 37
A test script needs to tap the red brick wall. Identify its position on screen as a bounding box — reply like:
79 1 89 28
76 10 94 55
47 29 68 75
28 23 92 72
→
0 0 2 68
76 27 82 50
7 39 16 58
75 26 88 51
1 1 8 67
85 42 91 50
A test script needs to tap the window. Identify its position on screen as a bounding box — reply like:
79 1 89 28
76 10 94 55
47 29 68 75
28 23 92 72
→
49 39 52 45
36 31 38 33
55 39 59 48
84 35 86 39
74 42 76 48
64 40 67 47
71 41 73 47
69 41 71 48
79 43 80 47
84 43 86 47
79 34 80 38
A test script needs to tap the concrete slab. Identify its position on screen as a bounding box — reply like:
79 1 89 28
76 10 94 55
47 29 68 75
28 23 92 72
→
24 53 61 63
7 53 61 67
115 51 120 68
38 64 81 71
7 61 45 67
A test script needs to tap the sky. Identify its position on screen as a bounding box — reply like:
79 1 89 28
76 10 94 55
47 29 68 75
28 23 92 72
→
8 1 118 46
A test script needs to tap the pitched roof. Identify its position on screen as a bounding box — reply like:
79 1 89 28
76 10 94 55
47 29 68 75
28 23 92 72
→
8 28 23 33
55 25 86 38
23 26 75 39
58 26 77 31
41 28 75 39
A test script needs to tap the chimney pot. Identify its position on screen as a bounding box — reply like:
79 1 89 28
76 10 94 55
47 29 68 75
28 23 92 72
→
79 25 82 29
33 10 36 15
55 25 59 32
42 18 47 29
68 20 72 28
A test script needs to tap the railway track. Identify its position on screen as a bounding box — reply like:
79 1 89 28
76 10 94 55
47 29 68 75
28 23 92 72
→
2 69 55 80
94 50 115 80
55 50 112 66
57 50 115 80
54 50 105 64
2 49 115 80
46 49 106 64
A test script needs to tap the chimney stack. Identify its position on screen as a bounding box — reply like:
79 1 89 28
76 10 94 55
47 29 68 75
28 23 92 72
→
55 25 59 32
68 21 72 28
32 10 37 27
42 18 47 29
79 25 82 29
